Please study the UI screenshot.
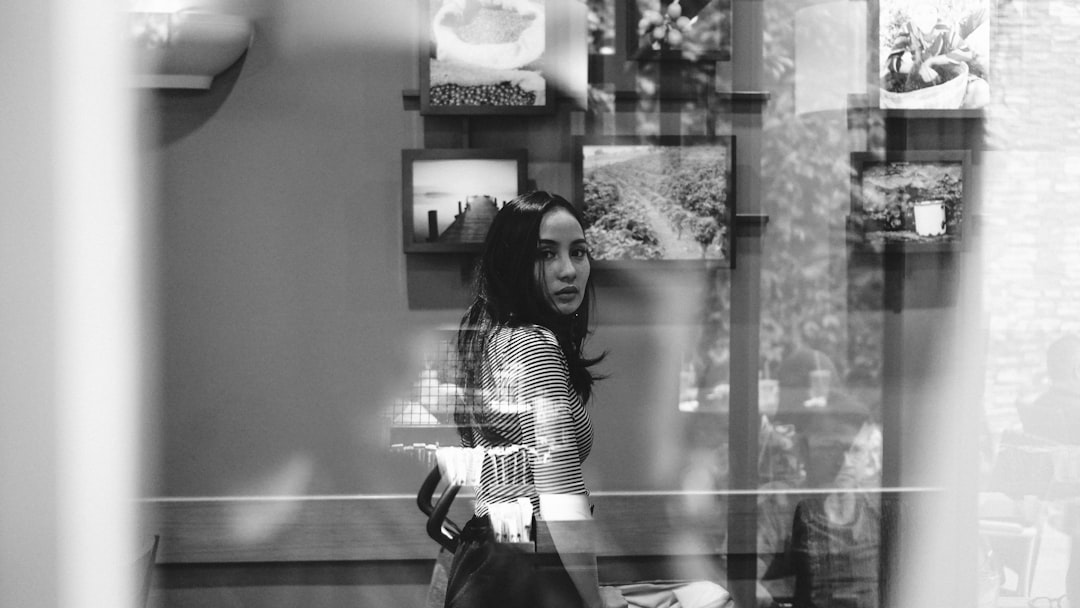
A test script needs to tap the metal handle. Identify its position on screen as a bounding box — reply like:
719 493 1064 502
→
417 464 462 552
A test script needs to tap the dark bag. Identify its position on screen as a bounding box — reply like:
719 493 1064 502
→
444 515 584 608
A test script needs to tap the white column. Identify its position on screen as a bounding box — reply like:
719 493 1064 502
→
0 1 143 607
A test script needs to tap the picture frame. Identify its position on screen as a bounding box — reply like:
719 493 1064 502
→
573 135 736 268
420 0 554 115
587 0 616 56
624 0 732 62
871 0 990 114
402 149 528 253
849 149 971 253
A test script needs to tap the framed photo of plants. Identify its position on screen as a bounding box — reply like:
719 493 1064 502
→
402 149 528 253
849 149 971 252
873 0 990 113
420 0 553 115
625 0 732 62
573 135 736 267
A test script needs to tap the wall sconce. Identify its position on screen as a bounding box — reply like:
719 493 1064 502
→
129 1 254 89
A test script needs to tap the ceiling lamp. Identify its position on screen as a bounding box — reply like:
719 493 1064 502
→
129 1 254 89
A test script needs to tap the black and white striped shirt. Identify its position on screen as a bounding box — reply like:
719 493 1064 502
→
464 325 593 517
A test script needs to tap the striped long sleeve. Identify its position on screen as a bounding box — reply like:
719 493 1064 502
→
466 325 593 516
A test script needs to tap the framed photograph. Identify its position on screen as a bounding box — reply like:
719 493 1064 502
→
849 149 971 252
874 0 990 113
625 0 732 62
420 0 552 115
587 0 616 56
574 135 735 267
402 149 528 253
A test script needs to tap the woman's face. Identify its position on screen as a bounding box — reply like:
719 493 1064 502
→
534 208 591 316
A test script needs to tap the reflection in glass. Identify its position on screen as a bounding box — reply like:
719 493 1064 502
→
586 0 615 55
756 2 888 604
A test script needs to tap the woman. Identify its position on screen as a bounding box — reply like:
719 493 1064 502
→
456 190 600 510
451 191 730 608
453 191 605 607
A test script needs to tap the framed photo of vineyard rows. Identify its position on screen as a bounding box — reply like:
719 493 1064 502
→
625 0 733 62
402 148 528 253
574 135 736 267
872 0 990 113
849 149 971 253
420 0 554 115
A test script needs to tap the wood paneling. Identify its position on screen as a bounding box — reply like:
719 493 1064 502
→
143 492 732 564
144 490 922 565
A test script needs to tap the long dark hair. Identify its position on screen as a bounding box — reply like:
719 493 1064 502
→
455 191 605 441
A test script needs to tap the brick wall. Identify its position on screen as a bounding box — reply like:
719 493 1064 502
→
980 0 1080 430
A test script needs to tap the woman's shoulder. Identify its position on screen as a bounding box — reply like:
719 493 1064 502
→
492 323 557 342
489 324 562 355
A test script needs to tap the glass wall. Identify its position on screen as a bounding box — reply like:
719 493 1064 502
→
144 1 1080 607
582 0 1076 606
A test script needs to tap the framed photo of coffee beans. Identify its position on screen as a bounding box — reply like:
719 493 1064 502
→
626 0 732 62
421 0 555 114
573 135 736 268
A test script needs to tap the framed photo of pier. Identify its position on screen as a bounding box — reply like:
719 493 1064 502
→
848 149 971 253
420 0 554 115
402 148 528 253
573 135 735 268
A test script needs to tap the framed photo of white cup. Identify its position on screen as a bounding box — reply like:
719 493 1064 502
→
849 149 971 253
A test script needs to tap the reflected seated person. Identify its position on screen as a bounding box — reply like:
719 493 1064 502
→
789 423 888 608
756 421 885 605
771 347 871 488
